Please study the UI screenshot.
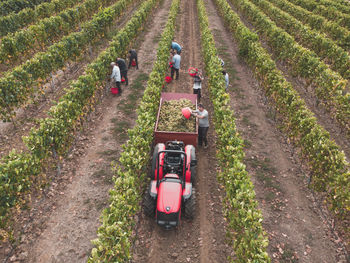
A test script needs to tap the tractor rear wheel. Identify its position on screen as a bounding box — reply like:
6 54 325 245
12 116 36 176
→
190 147 196 185
151 144 161 179
143 192 155 217
183 188 196 219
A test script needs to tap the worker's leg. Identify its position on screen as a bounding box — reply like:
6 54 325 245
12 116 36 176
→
175 68 179 80
128 59 132 69
122 70 128 85
135 57 139 69
202 127 209 147
193 89 200 101
171 67 175 79
116 81 121 95
198 127 203 146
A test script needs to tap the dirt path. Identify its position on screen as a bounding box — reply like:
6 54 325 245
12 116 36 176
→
0 0 171 262
0 1 142 160
131 0 231 262
205 0 349 262
227 0 350 160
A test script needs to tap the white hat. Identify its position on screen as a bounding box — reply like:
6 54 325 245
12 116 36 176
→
110 62 116 66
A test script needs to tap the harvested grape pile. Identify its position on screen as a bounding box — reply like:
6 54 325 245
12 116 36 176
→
157 99 196 132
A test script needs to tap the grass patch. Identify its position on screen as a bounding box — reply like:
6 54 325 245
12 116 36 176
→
266 109 276 120
281 245 298 263
239 104 253 111
83 198 91 205
98 149 119 161
243 139 252 148
242 115 250 125
118 99 135 115
249 157 277 174
265 191 275 201
153 33 162 43
111 120 130 141
95 199 109 210
92 168 113 185
131 73 148 91
99 149 119 156
127 93 139 102
93 169 108 178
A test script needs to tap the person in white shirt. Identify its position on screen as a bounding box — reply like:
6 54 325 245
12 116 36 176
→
192 103 209 148
222 70 229 91
171 49 181 80
110 62 121 94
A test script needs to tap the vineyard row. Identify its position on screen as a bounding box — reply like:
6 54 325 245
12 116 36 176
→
267 0 350 51
259 0 350 79
89 0 179 261
0 0 83 38
0 0 134 120
0 0 49 17
197 0 270 261
216 0 350 217
287 0 350 31
0 0 152 240
229 0 350 134
0 0 118 64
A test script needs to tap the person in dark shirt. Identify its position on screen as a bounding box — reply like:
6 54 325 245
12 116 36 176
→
116 58 128 85
128 49 138 69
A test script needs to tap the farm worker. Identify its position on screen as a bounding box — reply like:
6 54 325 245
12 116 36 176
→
222 70 229 91
171 41 182 55
128 49 138 69
192 103 209 148
116 58 128 85
110 62 121 94
193 70 203 102
171 49 181 80
219 58 224 67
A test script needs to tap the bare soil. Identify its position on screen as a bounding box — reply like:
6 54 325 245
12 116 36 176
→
205 0 349 262
0 0 172 261
132 0 231 263
0 1 142 160
0 0 349 262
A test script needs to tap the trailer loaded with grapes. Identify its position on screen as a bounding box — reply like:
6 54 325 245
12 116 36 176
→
143 92 198 229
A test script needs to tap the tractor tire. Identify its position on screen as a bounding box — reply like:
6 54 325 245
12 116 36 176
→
143 192 155 217
183 188 196 219
190 147 196 185
151 144 161 179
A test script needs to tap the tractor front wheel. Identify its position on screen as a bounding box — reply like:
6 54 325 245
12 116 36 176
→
143 192 155 217
183 188 196 219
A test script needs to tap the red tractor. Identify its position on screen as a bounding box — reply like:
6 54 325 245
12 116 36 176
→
143 93 198 229
144 141 197 229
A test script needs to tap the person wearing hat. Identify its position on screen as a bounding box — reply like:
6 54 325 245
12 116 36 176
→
192 103 209 148
110 62 121 94
193 70 203 102
171 41 182 55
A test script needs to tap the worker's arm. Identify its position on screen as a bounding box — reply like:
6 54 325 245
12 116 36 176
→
192 111 206 119
196 114 205 119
